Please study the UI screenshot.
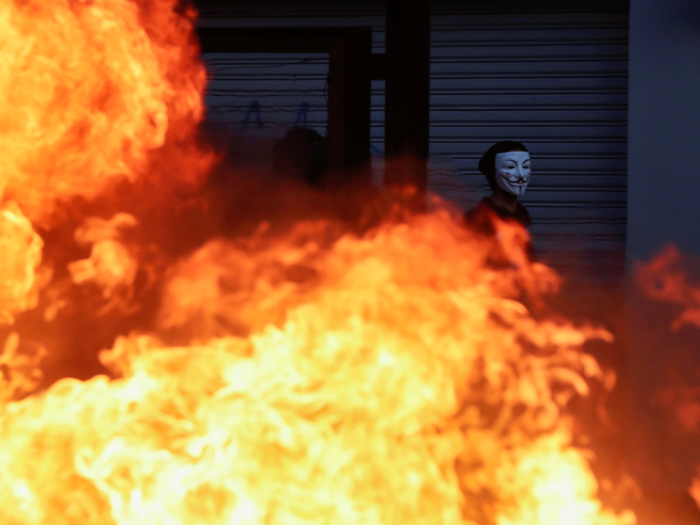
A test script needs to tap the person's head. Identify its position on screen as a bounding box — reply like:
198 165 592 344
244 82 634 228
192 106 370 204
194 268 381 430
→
478 140 531 197
272 127 328 187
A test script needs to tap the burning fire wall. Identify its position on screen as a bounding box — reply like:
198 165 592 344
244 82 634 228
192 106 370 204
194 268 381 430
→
0 0 691 523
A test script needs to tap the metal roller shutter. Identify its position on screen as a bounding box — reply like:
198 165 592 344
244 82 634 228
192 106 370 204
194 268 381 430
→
429 9 629 285
198 1 628 284
201 51 331 165
198 2 385 172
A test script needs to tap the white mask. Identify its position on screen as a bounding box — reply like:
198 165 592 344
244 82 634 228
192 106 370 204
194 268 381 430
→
494 151 531 196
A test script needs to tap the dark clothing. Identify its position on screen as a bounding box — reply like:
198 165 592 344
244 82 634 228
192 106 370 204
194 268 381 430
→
465 196 531 228
464 196 535 264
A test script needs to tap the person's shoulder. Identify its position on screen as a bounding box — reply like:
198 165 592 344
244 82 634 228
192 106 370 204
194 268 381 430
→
465 197 495 217
464 197 499 233
514 203 531 227
465 197 531 229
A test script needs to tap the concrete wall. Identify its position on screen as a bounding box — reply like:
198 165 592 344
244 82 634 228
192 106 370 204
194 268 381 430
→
625 0 700 500
627 0 700 260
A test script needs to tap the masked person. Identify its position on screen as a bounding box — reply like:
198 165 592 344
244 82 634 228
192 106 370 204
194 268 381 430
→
465 140 531 228
464 140 535 268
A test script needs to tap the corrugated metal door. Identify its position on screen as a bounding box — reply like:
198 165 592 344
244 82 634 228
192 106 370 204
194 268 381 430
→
198 1 628 284
198 2 385 170
429 10 629 284
202 51 331 166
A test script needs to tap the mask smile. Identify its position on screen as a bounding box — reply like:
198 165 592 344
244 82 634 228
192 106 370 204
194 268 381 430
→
494 151 531 196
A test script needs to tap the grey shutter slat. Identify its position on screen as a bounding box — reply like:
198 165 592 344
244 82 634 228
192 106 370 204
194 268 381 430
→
199 2 628 285
429 10 628 284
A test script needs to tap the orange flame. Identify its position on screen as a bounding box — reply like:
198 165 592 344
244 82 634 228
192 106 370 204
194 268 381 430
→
692 475 700 509
635 245 700 331
0 202 45 324
68 214 140 315
636 246 700 510
0 211 634 525
0 1 637 523
0 0 208 226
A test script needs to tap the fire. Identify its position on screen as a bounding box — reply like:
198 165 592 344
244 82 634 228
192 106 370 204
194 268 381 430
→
0 202 44 324
635 246 700 332
0 0 208 226
0 211 634 525
67 213 140 315
636 246 700 510
0 0 636 523
692 477 700 509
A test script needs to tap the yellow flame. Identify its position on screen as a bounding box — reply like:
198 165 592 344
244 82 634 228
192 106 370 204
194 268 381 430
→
0 212 634 525
0 202 44 324
0 0 640 522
